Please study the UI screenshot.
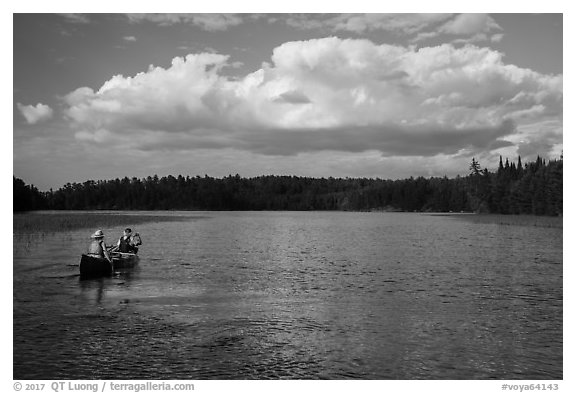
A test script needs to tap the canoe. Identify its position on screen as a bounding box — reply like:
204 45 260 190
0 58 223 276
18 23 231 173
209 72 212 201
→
79 254 112 277
111 252 140 269
79 252 139 277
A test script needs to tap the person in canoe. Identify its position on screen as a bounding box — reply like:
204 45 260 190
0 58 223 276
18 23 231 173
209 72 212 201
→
111 228 142 254
86 229 113 263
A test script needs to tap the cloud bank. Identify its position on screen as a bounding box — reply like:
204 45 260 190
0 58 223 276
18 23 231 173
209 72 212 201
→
58 14 91 24
63 37 562 159
413 13 502 43
17 103 54 124
282 14 502 44
126 14 243 31
122 13 501 43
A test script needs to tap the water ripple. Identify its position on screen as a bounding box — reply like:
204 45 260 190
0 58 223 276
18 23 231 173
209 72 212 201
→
14 212 562 379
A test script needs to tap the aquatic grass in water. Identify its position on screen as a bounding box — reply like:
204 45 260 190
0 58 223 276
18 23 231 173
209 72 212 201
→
13 212 194 234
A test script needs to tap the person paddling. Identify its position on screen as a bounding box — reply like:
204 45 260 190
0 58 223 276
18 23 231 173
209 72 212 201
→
112 228 142 254
86 229 113 263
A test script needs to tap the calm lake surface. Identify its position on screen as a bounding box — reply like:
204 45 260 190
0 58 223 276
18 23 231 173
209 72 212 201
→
13 211 562 379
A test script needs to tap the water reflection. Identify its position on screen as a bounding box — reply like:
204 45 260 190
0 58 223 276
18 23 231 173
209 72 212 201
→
78 265 143 305
79 278 106 304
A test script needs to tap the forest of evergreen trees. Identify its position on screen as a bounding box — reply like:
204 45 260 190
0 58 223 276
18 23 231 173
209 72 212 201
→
13 155 562 216
13 177 48 212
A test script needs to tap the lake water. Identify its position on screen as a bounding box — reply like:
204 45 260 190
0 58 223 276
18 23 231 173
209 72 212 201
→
13 211 562 379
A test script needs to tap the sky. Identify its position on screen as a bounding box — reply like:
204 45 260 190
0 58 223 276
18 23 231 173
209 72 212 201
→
13 12 563 190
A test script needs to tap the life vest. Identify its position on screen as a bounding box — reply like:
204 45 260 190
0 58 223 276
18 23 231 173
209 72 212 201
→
87 240 105 257
118 236 135 253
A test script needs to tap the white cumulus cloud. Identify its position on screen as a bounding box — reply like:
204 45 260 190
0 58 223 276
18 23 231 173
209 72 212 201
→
17 103 54 124
63 37 562 159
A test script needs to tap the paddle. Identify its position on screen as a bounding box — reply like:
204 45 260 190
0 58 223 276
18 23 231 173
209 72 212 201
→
100 242 114 272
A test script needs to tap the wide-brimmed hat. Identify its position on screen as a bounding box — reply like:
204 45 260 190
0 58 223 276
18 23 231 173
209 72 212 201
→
91 229 105 238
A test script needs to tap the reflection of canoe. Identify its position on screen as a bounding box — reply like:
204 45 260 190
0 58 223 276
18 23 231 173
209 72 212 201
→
79 253 139 277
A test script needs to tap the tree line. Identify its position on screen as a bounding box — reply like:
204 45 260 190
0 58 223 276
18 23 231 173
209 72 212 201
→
13 155 562 216
13 177 47 212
